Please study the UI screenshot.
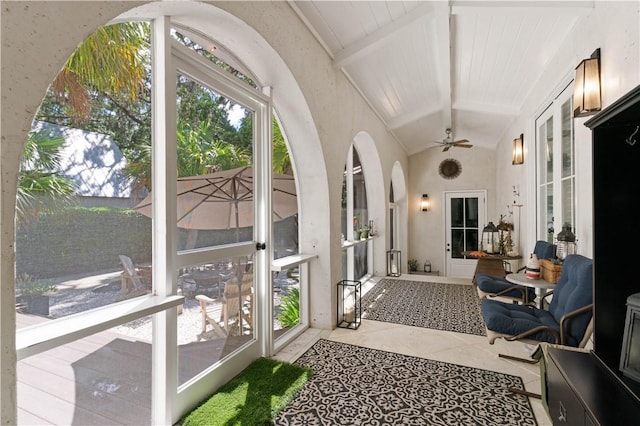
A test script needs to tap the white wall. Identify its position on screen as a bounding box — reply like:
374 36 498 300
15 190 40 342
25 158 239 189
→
408 146 496 274
495 2 640 260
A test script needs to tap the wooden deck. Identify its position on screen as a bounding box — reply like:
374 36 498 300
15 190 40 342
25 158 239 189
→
16 309 251 425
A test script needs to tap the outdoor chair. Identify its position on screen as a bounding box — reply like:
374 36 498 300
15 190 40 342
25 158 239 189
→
196 273 254 337
476 240 556 304
118 255 151 300
481 254 593 349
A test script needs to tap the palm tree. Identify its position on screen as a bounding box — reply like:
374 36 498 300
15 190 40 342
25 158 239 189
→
17 131 76 224
50 22 149 125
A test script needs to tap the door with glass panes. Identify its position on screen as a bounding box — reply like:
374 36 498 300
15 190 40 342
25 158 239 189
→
445 191 486 277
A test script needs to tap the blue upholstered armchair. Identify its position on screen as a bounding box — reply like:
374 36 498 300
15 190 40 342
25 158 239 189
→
481 254 593 347
476 240 556 304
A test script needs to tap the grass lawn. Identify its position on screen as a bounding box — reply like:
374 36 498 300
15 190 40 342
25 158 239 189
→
179 357 312 425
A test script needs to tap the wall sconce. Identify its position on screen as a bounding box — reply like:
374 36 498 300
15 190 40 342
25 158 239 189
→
420 194 431 211
573 48 601 118
512 133 524 165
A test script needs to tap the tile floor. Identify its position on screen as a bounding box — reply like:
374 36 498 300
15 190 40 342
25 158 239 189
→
274 274 552 425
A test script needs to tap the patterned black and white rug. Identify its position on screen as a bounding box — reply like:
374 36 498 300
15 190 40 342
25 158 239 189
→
275 339 537 425
361 279 486 336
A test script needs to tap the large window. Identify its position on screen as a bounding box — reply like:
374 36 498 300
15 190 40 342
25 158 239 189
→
15 18 300 425
536 83 575 243
341 145 371 281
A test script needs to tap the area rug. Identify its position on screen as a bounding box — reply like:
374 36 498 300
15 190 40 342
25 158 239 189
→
274 339 537 425
361 279 486 336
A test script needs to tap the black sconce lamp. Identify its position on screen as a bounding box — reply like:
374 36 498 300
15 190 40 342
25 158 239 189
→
512 133 524 165
573 48 601 118
420 194 431 211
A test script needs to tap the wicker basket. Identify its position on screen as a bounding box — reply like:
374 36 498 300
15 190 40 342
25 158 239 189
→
540 259 562 284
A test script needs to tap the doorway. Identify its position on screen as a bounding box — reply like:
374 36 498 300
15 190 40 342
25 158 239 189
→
445 190 486 277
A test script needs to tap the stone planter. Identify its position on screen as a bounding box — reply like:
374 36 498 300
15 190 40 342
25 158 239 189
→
24 295 50 316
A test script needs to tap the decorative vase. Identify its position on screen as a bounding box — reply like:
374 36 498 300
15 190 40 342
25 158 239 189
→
525 253 540 279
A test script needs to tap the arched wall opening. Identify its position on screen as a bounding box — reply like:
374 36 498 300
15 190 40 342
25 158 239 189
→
352 131 386 276
1 2 331 423
391 161 408 273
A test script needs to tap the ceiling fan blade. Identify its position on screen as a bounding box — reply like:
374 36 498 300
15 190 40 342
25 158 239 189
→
442 145 450 152
455 144 473 148
453 139 470 144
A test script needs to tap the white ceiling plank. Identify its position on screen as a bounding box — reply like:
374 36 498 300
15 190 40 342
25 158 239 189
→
293 1 598 152
388 104 442 130
453 100 519 116
451 1 594 16
333 2 436 68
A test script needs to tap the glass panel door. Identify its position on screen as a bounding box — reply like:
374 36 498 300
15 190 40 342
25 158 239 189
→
445 191 486 277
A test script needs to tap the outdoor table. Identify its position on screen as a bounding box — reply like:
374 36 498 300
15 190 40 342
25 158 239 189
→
505 272 556 308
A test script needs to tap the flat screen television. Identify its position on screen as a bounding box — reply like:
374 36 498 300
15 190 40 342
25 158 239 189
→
620 293 640 383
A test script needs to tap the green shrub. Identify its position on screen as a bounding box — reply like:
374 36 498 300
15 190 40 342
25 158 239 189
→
278 287 300 328
16 273 57 297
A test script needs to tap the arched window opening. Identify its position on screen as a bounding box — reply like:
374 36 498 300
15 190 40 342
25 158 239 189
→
15 18 301 424
341 145 371 281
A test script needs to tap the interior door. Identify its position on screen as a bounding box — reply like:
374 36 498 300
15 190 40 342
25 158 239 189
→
445 191 486 277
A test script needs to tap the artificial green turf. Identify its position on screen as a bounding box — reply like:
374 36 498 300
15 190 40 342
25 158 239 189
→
179 357 312 426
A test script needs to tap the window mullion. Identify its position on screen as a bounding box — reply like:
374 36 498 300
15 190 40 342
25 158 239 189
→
151 16 178 426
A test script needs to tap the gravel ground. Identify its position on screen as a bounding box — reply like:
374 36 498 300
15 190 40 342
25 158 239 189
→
45 271 298 345
49 282 237 345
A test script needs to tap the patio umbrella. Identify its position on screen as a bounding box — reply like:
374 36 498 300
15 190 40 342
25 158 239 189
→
134 166 297 232
134 166 297 335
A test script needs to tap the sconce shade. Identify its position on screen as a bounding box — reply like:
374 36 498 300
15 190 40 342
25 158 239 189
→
512 134 524 165
573 48 601 118
421 194 430 211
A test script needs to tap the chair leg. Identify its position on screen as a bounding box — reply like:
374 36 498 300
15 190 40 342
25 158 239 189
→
509 388 541 399
498 353 539 364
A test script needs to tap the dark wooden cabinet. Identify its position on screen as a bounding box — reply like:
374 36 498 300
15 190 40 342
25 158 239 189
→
542 84 640 426
546 347 640 425
586 85 640 378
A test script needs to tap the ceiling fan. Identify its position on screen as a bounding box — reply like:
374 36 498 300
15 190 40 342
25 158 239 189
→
433 128 473 152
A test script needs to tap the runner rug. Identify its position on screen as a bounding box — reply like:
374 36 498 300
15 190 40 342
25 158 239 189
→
361 278 486 336
275 339 537 425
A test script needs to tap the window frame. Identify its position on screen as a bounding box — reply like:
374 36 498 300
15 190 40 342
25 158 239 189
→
535 81 576 243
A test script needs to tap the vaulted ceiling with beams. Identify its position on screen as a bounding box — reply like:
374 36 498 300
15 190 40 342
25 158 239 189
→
290 1 591 155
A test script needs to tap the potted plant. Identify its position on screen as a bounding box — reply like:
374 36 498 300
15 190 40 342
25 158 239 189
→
359 225 369 240
16 273 57 316
408 259 419 272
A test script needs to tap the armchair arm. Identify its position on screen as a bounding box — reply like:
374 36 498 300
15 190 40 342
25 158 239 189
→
491 285 527 299
505 325 561 344
559 303 593 345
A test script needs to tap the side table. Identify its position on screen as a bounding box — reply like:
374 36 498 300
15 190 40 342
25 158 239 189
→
505 272 555 308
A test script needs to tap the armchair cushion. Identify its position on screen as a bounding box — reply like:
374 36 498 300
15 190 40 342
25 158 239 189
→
481 254 593 347
482 300 559 343
476 274 536 300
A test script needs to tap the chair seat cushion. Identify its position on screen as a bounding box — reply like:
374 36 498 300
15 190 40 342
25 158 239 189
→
481 299 560 343
476 274 536 300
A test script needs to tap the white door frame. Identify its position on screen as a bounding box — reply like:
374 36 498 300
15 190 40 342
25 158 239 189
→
444 190 487 278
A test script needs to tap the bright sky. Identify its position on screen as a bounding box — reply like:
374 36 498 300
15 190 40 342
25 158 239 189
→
228 104 245 129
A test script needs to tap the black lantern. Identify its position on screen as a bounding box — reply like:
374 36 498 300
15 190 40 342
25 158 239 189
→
556 224 577 260
337 280 361 329
481 222 499 254
387 250 401 277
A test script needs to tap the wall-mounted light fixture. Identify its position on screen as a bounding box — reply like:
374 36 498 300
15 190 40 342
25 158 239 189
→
512 133 524 165
573 48 601 118
420 194 431 211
